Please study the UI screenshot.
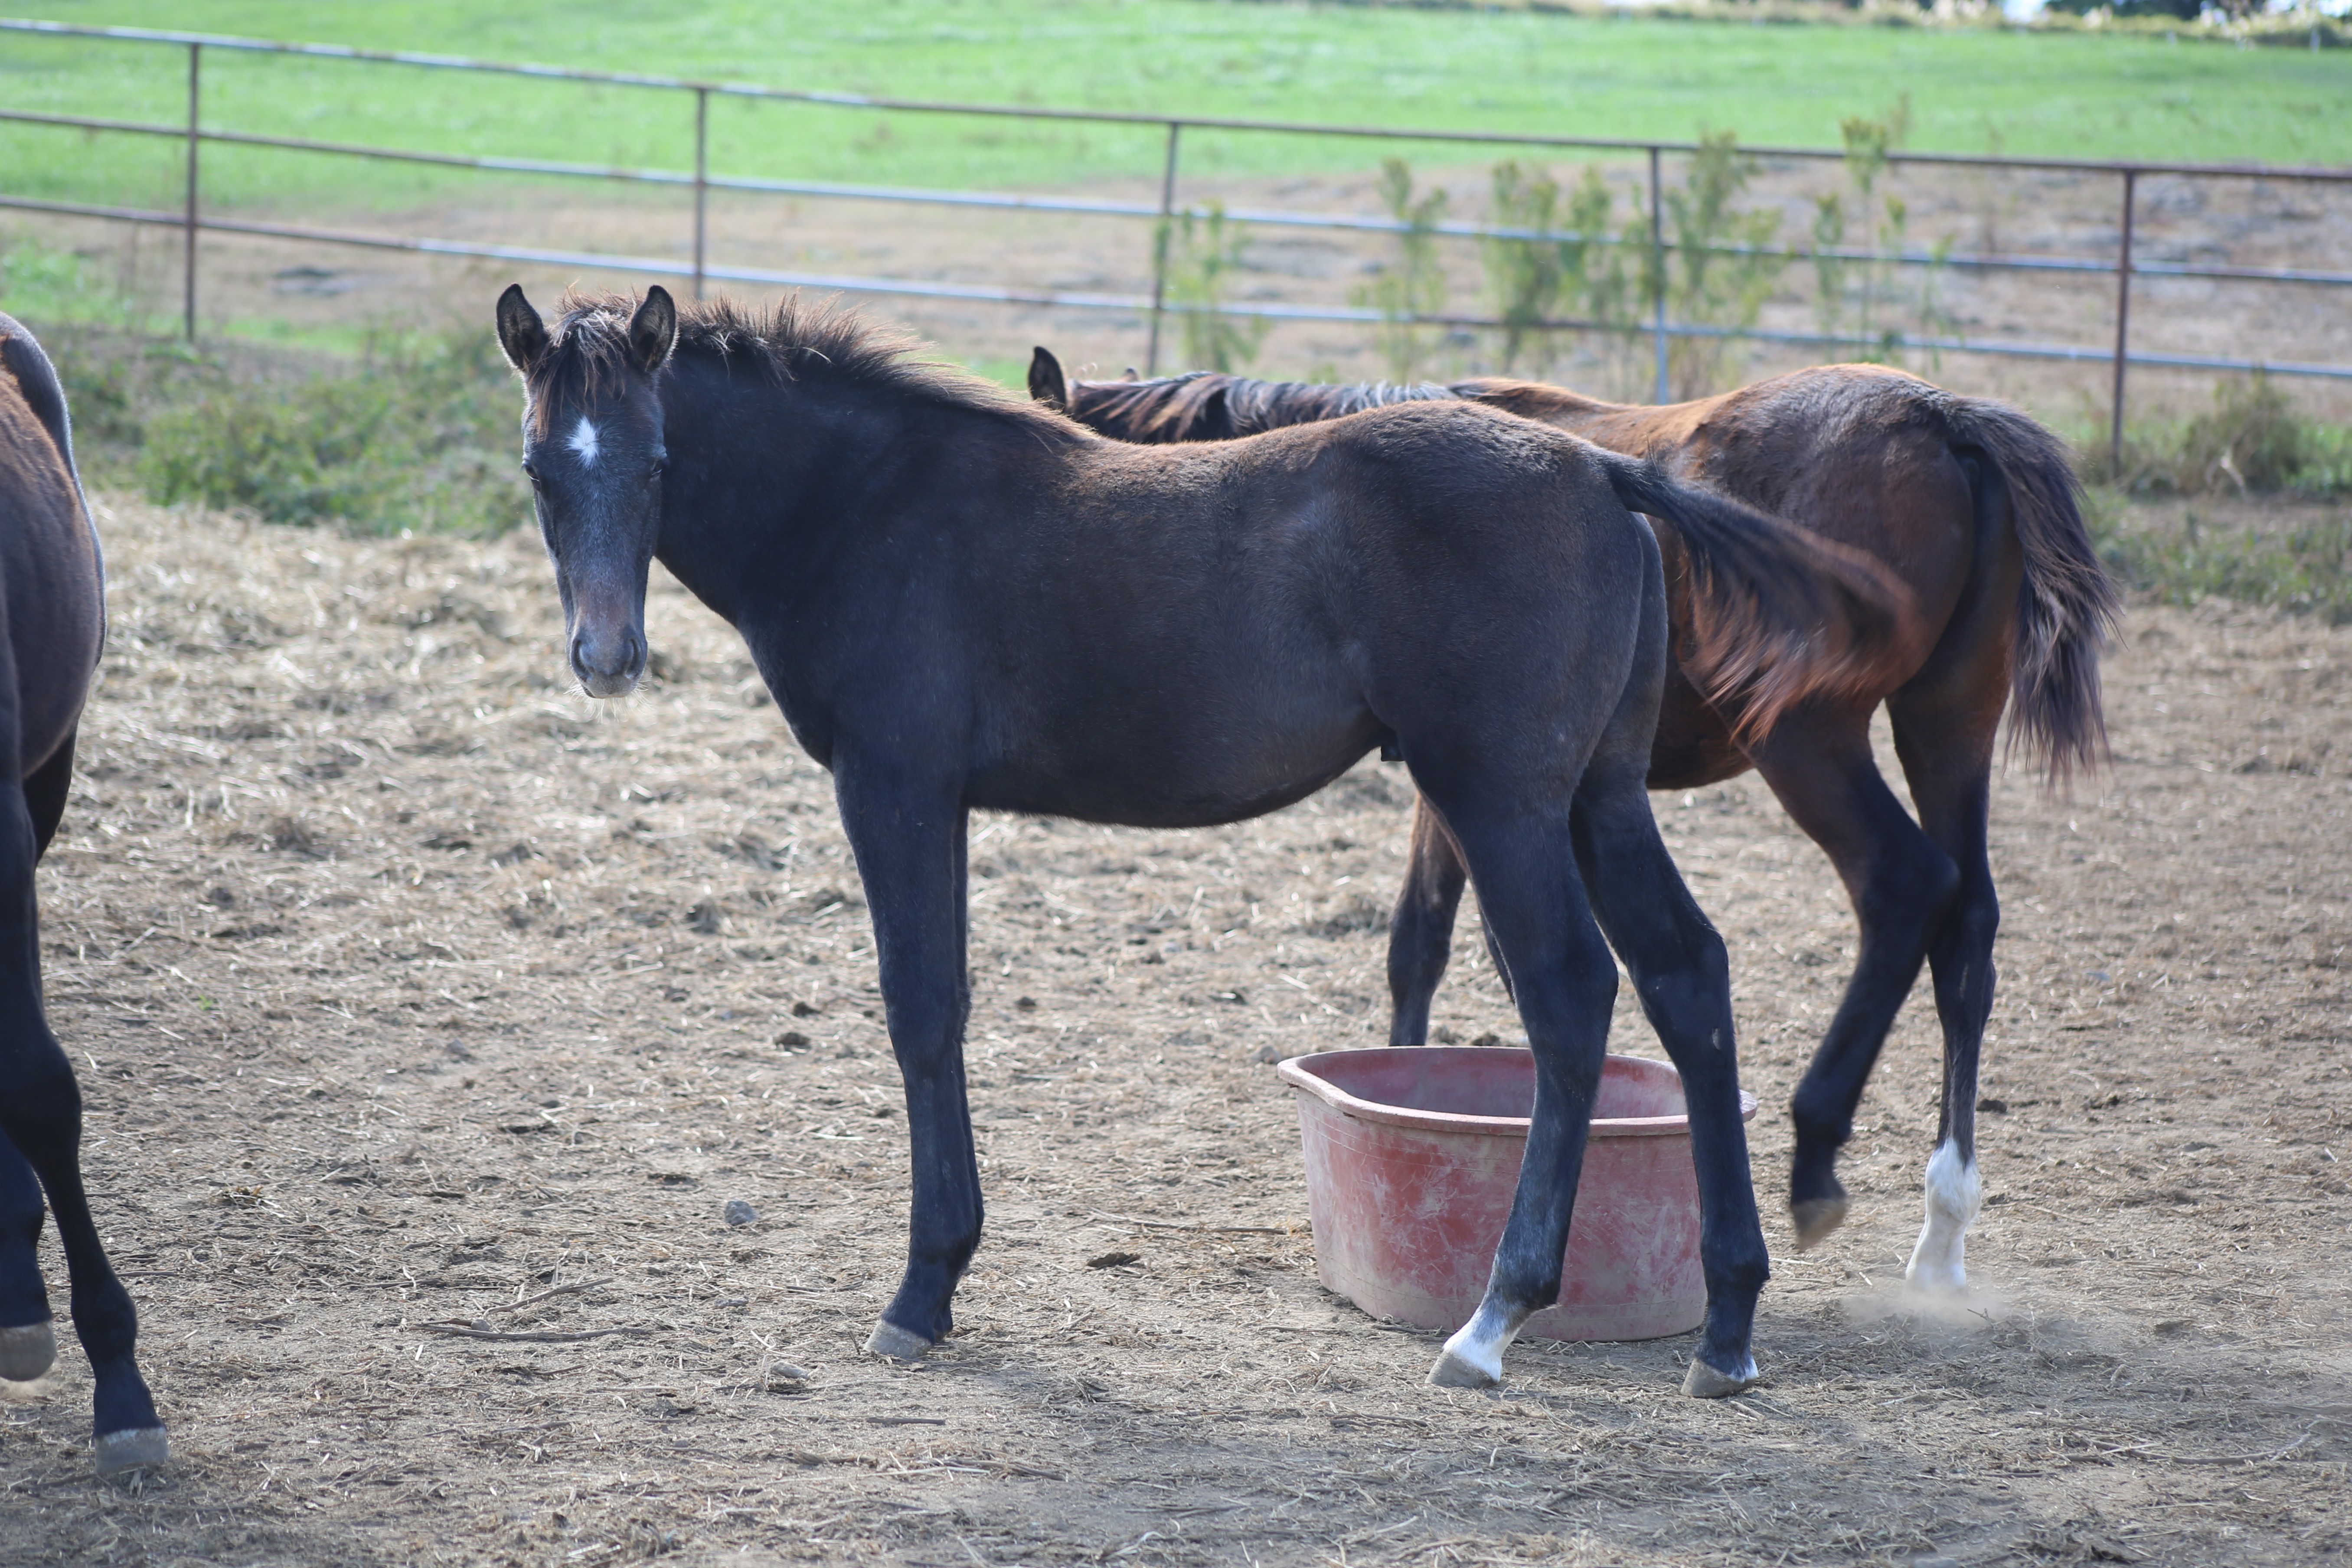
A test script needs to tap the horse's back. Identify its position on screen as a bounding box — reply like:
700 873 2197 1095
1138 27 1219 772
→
0 322 102 779
957 399 1653 821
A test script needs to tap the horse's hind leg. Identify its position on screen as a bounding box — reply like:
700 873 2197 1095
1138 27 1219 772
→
1888 688 2003 1292
1555 551 1766 1393
0 775 164 1470
0 730 85 1382
1385 799 1518 1045
1417 547 1666 1389
1387 797 1467 1046
1569 781 1769 1386
1748 712 1959 1249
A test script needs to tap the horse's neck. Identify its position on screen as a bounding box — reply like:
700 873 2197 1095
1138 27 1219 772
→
650 369 1017 622
651 369 847 622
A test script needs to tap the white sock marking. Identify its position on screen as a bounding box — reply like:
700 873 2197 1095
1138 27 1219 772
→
567 415 600 468
1438 1297 1528 1383
1904 1138 1982 1292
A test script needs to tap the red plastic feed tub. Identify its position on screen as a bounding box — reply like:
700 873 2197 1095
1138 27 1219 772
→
1279 1048 1757 1342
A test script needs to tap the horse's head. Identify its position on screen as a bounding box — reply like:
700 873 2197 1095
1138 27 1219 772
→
495 283 676 698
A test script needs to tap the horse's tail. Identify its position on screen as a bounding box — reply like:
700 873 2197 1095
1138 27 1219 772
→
1594 449 1921 741
1941 396 2119 785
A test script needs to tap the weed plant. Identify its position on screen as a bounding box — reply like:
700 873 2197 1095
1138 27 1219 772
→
2100 374 2352 499
132 332 523 536
2096 503 2352 625
1654 133 1786 399
1159 203 1267 375
2087 376 2352 624
1354 160 1451 385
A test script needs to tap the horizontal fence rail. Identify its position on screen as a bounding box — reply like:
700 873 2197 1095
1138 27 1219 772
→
10 190 2352 387
5 13 2352 468
10 106 2352 293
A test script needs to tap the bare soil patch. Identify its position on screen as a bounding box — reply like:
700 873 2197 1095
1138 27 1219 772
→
0 495 2346 1567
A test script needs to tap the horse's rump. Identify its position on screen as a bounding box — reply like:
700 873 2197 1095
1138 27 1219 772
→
0 312 104 774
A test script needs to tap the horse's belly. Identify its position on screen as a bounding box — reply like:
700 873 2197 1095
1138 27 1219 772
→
969 701 1379 829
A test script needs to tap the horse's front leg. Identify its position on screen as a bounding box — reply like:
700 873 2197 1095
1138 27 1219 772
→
1420 804 1615 1389
833 759 978 1359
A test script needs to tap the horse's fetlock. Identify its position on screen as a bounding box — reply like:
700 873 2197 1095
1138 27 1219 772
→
1787 1088 1851 1150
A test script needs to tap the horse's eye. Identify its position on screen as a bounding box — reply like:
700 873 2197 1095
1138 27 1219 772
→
648 455 669 481
520 458 542 484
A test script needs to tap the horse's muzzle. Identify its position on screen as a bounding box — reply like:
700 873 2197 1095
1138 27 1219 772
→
570 624 646 698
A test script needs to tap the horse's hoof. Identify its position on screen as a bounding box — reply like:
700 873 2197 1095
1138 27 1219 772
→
863 1320 933 1361
1789 1196 1849 1251
0 1321 56 1382
1681 1355 1760 1399
1903 1258 1967 1294
93 1426 170 1476
1425 1350 1500 1390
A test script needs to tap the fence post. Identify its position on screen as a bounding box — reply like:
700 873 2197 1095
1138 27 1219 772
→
2108 168 2138 478
183 41 200 341
692 87 709 302
1145 121 1182 376
1649 144 1668 405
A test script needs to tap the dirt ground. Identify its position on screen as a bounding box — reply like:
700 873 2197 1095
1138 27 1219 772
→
0 484 2345 1568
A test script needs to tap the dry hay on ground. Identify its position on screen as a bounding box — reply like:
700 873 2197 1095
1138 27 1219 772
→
0 496 2346 1568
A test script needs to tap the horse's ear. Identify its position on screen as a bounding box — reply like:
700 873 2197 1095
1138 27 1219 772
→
1120 366 1140 382
628 286 679 376
495 284 550 374
1027 346 1069 412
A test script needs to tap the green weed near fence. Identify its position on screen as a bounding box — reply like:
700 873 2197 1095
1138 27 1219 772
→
133 332 523 536
11 235 528 536
2088 374 2352 624
2097 506 2352 626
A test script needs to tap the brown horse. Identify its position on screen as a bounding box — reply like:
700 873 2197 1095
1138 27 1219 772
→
0 312 165 1473
1031 349 2118 1291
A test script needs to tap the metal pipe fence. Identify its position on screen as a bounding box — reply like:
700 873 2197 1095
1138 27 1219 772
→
5 13 2351 461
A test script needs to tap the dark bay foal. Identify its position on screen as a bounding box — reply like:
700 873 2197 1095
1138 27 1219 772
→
1032 349 2120 1290
0 312 166 1473
494 285 1913 1392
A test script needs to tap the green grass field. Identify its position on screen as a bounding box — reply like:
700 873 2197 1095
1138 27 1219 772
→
2 0 2347 219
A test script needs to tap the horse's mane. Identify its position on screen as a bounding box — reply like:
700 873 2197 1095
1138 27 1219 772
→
1067 371 1459 444
529 289 1079 440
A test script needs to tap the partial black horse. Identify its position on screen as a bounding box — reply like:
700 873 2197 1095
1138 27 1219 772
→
0 312 165 1473
1030 348 2119 1289
494 285 1914 1392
